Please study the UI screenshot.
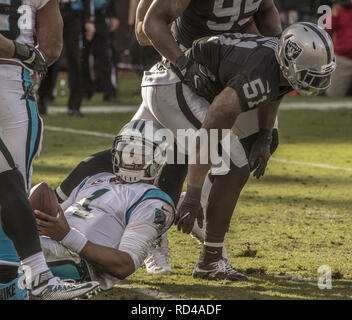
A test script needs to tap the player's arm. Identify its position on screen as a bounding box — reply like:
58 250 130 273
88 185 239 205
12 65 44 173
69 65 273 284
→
135 0 154 46
249 99 281 179
254 0 282 37
176 87 242 233
143 0 190 64
0 34 15 58
36 0 63 66
35 208 135 279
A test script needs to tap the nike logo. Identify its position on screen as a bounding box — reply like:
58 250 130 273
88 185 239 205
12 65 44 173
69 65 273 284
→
194 75 201 89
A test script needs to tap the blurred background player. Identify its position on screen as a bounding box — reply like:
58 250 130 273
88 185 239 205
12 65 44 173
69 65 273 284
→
35 120 175 290
37 0 96 116
326 0 352 97
82 0 119 102
0 0 100 300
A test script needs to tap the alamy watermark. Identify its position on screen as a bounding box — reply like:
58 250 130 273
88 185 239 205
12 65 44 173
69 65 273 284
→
318 265 332 290
118 121 232 175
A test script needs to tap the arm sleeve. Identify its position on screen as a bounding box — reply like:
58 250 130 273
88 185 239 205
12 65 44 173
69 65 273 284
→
82 0 95 22
119 200 175 270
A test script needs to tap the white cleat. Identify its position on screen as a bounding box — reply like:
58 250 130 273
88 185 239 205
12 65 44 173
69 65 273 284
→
27 270 100 300
144 236 172 275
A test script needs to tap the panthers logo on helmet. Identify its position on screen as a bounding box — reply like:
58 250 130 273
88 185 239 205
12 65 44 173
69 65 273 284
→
285 40 303 61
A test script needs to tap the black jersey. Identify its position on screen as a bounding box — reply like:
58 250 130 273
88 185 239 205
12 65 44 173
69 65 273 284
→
172 0 263 49
186 33 291 111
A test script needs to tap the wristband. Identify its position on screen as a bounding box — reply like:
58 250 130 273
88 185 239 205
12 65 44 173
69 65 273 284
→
258 129 273 144
12 41 32 61
61 228 88 254
175 54 189 72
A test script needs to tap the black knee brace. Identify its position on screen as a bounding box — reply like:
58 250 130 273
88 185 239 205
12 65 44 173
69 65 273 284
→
59 149 113 201
0 169 41 260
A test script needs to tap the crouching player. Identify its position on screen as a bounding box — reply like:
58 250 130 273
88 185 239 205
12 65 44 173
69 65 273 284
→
34 120 175 291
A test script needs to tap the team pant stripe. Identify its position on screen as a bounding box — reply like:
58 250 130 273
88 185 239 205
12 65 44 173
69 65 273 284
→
0 136 15 170
175 82 202 130
22 68 41 187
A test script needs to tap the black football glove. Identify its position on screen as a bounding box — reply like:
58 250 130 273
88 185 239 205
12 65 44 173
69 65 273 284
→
174 55 220 103
13 41 48 81
175 185 204 234
248 129 273 179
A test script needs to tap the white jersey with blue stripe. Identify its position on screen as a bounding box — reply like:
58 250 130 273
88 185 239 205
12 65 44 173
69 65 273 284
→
0 0 50 66
61 173 175 289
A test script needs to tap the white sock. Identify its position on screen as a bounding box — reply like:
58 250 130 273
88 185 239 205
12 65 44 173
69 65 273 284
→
20 252 50 285
200 174 213 211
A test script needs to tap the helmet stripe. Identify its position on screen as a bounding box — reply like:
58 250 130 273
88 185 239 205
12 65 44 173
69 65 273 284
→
300 23 332 65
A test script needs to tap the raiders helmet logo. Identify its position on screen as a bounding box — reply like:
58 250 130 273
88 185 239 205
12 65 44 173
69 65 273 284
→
285 40 303 61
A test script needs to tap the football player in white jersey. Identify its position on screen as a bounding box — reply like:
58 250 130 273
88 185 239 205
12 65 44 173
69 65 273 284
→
0 0 100 300
34 120 175 290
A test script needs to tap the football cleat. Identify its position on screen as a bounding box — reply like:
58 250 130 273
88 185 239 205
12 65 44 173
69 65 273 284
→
27 270 100 300
193 258 248 282
144 237 172 275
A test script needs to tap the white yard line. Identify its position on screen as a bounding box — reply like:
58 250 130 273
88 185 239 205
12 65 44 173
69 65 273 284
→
271 157 352 172
47 101 352 114
117 283 184 300
46 125 352 173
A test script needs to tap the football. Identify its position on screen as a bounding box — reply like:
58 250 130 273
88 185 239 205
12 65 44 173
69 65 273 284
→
28 182 59 217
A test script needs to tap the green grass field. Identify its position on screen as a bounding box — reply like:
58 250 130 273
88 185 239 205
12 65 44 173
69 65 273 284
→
34 73 352 300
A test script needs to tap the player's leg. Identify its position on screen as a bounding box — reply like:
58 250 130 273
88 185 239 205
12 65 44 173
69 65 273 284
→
0 66 49 297
193 132 250 281
56 150 113 203
64 12 84 115
0 66 99 300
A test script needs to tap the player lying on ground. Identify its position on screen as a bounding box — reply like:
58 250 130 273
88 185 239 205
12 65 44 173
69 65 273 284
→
34 121 175 291
132 23 336 281
53 0 283 277
0 0 101 300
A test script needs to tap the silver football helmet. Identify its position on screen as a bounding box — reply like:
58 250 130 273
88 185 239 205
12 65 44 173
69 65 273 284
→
112 120 168 183
276 22 336 96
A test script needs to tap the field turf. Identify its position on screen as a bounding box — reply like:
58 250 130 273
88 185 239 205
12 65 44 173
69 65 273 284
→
33 73 352 300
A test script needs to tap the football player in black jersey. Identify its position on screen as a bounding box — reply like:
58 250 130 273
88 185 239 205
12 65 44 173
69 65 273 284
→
53 0 284 278
137 0 283 278
134 24 335 280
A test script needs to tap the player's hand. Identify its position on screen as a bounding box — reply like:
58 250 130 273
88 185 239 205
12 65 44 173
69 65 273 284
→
174 55 220 102
12 41 48 80
85 22 96 42
35 206 70 242
175 186 204 234
248 130 273 179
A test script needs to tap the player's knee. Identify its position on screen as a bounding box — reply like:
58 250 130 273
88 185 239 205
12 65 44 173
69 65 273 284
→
0 169 26 204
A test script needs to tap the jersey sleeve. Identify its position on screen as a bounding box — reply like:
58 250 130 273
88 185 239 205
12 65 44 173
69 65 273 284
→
35 0 51 10
119 199 175 270
225 50 281 112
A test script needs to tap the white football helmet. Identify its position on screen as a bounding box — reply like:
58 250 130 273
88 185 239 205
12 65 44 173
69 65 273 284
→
112 120 168 183
276 22 336 96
